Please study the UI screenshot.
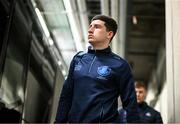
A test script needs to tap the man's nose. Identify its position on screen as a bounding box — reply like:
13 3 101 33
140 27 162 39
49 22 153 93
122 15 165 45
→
88 27 94 33
136 92 139 96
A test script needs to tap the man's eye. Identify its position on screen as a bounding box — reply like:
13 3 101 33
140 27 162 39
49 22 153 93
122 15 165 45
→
94 25 99 28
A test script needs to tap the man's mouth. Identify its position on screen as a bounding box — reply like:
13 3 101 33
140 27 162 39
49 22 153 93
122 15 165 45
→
88 35 93 37
88 35 93 39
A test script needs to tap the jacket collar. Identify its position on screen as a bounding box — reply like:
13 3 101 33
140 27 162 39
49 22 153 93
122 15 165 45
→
138 101 148 108
88 46 111 54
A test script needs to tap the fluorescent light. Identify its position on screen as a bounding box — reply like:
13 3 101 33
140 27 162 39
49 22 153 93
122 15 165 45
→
62 69 66 76
132 15 138 25
35 8 50 37
63 0 84 51
48 38 54 46
57 61 62 66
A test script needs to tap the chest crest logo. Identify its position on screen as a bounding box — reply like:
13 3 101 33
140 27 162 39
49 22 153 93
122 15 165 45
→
145 112 152 117
97 66 111 77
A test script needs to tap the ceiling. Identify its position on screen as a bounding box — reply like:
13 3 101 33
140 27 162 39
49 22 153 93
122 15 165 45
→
85 0 165 83
126 0 165 82
32 0 165 83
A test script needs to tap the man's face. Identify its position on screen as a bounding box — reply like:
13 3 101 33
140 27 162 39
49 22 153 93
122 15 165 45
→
135 87 147 104
88 20 113 48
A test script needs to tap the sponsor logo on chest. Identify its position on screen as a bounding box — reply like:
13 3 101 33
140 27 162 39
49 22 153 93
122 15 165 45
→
145 112 152 117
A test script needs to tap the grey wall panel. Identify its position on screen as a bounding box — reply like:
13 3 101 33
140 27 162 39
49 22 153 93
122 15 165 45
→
166 0 180 123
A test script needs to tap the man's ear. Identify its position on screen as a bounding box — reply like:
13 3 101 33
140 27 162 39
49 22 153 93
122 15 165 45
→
107 31 114 39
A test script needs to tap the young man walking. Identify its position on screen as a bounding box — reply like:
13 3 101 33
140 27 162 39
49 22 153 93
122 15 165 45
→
135 81 163 123
55 15 139 123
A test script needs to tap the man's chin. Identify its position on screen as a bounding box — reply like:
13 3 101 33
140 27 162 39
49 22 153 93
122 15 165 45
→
88 41 94 45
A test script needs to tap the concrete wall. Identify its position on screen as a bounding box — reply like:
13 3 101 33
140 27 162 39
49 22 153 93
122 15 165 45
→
166 0 180 122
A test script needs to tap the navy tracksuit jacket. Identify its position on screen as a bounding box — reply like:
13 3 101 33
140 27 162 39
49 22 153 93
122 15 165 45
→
55 46 139 123
138 102 163 123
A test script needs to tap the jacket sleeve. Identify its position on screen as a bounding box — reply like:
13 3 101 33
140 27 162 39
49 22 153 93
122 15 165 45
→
119 62 139 123
154 111 163 123
55 59 75 123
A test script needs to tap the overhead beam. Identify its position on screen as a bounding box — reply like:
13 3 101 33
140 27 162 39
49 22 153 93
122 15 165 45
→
133 0 164 3
118 0 127 58
77 0 89 48
111 0 119 54
63 0 84 51
127 51 157 56
100 0 109 16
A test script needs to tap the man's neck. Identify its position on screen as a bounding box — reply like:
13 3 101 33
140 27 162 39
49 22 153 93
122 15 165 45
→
90 44 109 50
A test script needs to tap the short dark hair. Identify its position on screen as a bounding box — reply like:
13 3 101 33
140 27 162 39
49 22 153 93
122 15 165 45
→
91 15 118 41
135 81 147 90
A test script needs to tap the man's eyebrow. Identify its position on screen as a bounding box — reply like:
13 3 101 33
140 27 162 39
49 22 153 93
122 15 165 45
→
94 24 102 26
89 23 102 27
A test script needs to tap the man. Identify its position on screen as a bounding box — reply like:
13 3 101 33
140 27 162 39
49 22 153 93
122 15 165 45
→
55 15 139 123
135 81 163 123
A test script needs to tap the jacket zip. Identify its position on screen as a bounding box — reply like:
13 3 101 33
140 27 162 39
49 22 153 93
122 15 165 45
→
99 104 104 123
88 55 96 73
